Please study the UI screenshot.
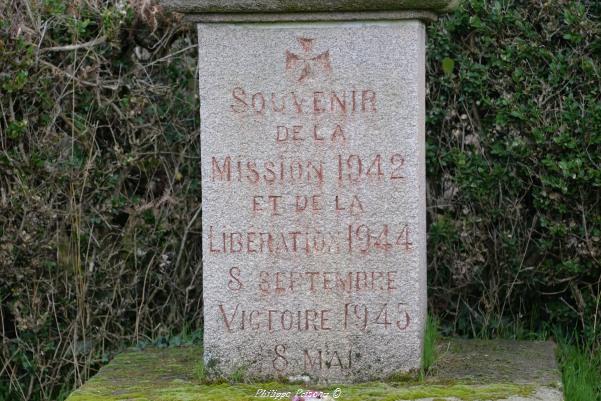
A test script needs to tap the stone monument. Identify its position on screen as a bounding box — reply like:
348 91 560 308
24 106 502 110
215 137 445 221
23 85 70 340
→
64 3 567 399
163 0 458 383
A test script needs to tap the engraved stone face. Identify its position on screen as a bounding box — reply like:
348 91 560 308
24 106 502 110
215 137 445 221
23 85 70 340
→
199 21 427 382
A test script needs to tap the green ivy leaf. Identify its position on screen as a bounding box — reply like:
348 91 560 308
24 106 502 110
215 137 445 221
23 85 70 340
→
442 57 455 76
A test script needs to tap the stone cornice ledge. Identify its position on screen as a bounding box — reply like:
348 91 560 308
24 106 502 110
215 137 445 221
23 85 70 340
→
159 0 459 22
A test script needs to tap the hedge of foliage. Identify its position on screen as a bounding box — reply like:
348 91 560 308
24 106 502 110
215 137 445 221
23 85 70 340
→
426 0 600 341
0 0 599 400
1 1 201 399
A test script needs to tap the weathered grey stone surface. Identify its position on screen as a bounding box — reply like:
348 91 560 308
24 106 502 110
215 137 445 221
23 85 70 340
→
406 389 564 401
401 339 564 401
160 0 460 14
182 10 440 23
64 339 565 401
199 21 427 382
435 339 562 386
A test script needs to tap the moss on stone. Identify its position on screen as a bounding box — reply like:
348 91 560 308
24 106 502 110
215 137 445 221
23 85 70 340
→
65 345 538 401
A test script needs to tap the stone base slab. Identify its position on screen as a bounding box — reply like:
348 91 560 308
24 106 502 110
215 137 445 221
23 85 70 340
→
65 339 564 401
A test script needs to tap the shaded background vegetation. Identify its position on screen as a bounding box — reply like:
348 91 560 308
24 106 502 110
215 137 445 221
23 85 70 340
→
0 0 599 400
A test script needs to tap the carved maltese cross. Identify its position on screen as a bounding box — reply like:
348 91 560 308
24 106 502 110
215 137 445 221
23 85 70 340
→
285 37 332 83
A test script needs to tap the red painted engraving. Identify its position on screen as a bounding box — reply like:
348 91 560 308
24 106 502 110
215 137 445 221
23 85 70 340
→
230 88 377 115
258 270 398 295
216 303 410 333
285 38 332 83
304 348 352 371
207 224 413 255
